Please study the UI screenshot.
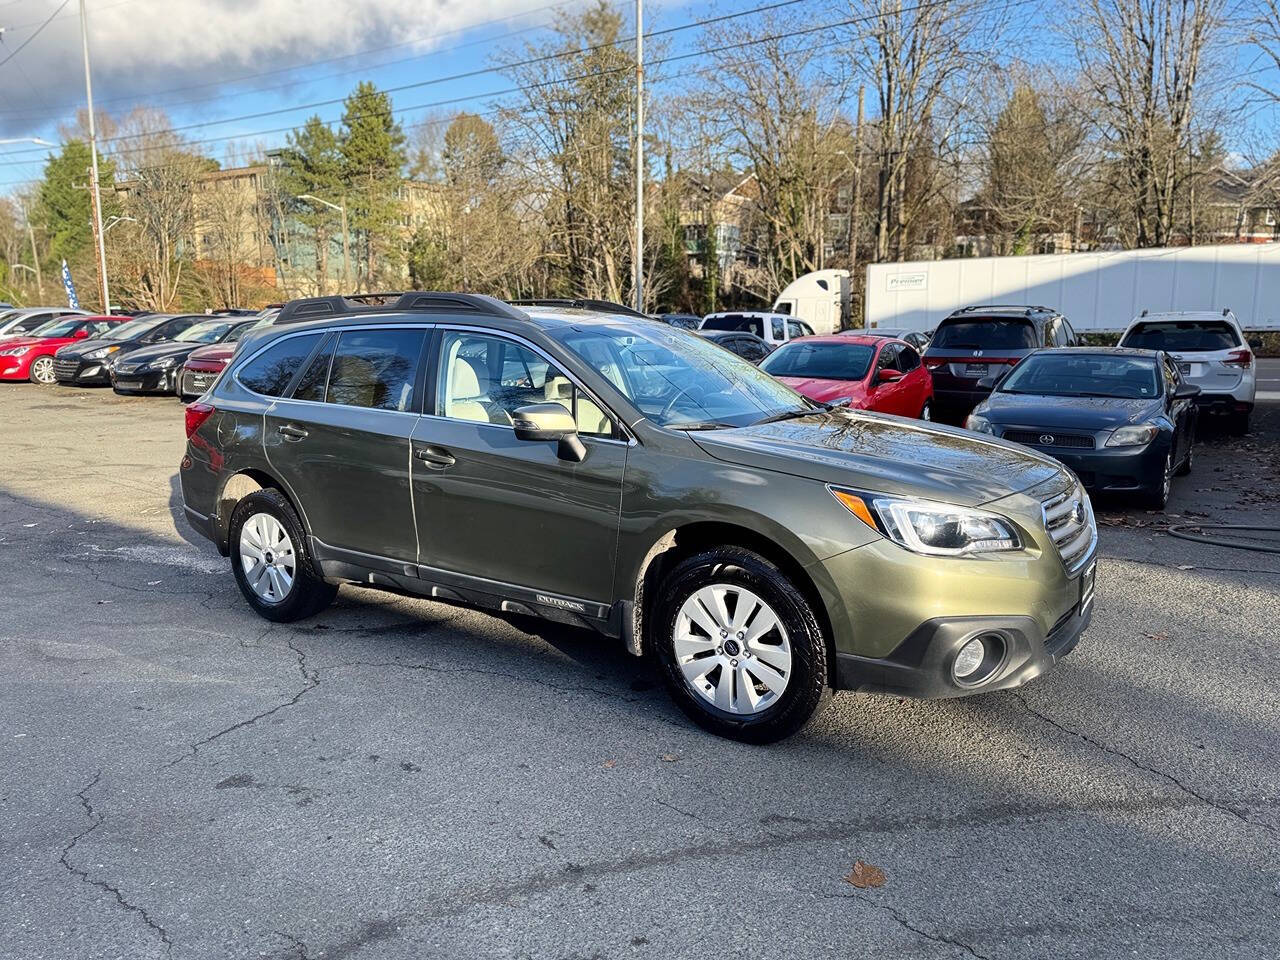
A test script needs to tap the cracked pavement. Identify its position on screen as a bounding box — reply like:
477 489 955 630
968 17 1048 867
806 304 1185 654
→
1 384 1278 960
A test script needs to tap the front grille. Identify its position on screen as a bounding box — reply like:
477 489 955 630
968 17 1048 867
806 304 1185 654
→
182 370 215 396
1004 429 1094 449
1040 481 1096 575
53 356 80 380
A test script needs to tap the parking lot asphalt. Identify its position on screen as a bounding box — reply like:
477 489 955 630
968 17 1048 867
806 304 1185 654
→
2 384 1278 960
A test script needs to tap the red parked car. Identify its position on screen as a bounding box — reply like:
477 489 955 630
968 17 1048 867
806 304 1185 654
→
758 334 934 420
0 315 126 384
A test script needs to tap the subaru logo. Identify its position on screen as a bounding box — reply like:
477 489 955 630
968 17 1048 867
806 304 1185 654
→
1039 434 1055 445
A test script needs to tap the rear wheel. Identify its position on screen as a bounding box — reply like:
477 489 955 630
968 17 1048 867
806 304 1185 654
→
1175 430 1194 476
28 356 55 385
652 547 828 743
229 489 336 622
919 399 932 421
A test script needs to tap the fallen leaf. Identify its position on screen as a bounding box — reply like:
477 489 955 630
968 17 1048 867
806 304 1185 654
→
660 754 679 763
844 860 886 889
1142 632 1169 642
602 759 616 769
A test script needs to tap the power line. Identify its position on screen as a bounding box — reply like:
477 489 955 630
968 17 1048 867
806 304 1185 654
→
0 0 71 69
0 0 824 152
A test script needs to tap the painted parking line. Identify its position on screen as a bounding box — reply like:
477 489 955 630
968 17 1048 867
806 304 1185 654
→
1258 391 1280 401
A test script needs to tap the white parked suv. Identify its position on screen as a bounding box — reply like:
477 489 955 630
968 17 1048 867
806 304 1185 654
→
1118 310 1257 434
700 311 814 348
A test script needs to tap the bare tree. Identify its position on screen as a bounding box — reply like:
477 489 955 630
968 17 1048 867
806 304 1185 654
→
1247 0 1280 105
113 150 206 310
1071 0 1224 247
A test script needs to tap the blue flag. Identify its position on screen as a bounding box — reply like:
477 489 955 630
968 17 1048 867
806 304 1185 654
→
61 260 80 309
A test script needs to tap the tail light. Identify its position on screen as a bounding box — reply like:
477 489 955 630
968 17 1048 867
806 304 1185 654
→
1224 349 1253 368
185 402 215 438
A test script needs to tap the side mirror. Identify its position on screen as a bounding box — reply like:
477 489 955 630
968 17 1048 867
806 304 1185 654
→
512 402 585 462
1173 382 1201 400
72 329 90 339
877 368 905 384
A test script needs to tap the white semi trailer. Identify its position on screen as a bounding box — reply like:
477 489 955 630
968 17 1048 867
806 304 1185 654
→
865 245 1280 332
772 269 850 334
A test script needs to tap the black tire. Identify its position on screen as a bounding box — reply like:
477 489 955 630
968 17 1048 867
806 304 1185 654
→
651 547 829 744
228 488 336 622
1175 432 1194 476
919 399 932 422
1144 451 1173 509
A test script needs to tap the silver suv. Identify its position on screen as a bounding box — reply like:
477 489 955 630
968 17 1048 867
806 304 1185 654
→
1118 310 1257 434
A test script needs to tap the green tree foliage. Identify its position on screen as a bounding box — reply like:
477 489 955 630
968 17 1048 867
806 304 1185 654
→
280 116 347 292
339 82 406 290
35 141 118 276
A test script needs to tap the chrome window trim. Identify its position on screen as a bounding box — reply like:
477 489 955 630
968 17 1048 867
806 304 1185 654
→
432 323 636 445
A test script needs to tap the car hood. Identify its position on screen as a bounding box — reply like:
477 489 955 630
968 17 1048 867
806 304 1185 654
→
119 341 198 365
187 343 235 363
58 337 135 359
775 376 870 405
978 393 1163 429
689 409 1063 506
0 336 46 349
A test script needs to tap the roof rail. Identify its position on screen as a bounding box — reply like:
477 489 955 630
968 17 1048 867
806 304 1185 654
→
276 291 527 325
957 304 1054 315
1222 308 1230 316
509 297 651 319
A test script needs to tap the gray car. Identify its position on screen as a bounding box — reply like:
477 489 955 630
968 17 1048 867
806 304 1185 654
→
181 294 1097 742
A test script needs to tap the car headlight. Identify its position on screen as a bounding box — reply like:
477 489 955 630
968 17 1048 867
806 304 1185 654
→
0 345 30 357
830 487 1021 556
85 345 120 360
965 414 994 434
1106 424 1159 447
153 355 178 369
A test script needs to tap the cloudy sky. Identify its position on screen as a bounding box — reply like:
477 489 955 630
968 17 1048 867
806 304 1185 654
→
0 0 692 190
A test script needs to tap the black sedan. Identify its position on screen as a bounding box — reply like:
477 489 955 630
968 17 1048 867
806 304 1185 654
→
965 348 1199 507
53 314 199 386
698 329 773 363
110 316 257 395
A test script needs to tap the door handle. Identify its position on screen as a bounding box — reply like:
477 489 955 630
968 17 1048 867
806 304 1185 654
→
277 424 309 441
414 445 456 468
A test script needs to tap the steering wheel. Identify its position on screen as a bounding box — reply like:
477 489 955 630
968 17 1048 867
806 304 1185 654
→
659 386 693 421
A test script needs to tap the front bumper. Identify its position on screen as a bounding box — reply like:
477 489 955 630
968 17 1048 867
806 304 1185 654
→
112 368 178 394
1000 435 1169 493
0 355 32 380
54 356 111 385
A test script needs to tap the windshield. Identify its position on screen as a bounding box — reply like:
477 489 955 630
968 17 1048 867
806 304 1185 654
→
1121 320 1239 352
101 319 154 340
36 318 88 338
760 341 875 381
1000 354 1160 399
554 323 806 428
662 314 702 330
932 318 1036 350
175 320 237 343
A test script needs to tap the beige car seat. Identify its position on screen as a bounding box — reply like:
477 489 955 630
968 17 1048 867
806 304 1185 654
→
544 375 610 436
445 352 511 424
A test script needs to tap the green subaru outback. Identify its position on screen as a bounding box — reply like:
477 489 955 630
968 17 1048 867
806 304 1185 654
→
181 294 1096 742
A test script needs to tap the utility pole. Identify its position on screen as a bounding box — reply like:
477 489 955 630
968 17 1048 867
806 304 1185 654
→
20 201 44 300
79 0 110 313
633 0 644 313
848 85 865 327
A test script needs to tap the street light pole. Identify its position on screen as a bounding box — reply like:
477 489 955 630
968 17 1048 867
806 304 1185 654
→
78 0 111 313
297 194 349 292
634 0 644 314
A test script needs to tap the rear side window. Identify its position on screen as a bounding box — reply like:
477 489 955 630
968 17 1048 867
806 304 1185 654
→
14 313 52 332
1122 320 1240 352
325 329 425 412
236 333 323 397
702 315 763 338
931 318 1037 350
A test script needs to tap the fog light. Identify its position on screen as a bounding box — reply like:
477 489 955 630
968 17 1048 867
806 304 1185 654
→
953 638 985 679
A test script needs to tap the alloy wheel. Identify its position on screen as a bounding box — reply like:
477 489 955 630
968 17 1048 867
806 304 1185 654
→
920 401 932 421
673 584 792 715
30 356 55 384
238 512 296 603
1161 453 1173 502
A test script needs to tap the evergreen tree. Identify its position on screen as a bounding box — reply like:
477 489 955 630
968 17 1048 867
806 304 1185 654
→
281 116 346 292
339 82 406 290
36 140 118 280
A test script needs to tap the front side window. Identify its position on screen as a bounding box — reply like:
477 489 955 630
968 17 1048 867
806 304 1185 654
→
772 317 785 340
555 323 805 429
436 332 615 437
36 317 91 338
13 313 52 333
236 333 323 397
326 329 424 412
899 345 921 370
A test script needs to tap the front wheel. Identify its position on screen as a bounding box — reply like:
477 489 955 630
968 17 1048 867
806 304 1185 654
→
919 399 932 422
651 547 829 743
1145 450 1173 509
28 356 56 385
229 489 337 622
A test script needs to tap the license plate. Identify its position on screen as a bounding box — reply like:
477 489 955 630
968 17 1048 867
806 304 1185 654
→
117 379 141 389
1178 362 1191 375
965 363 989 377
190 375 211 388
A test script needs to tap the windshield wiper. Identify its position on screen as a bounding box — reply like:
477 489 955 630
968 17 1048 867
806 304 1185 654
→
673 420 736 431
753 405 822 425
